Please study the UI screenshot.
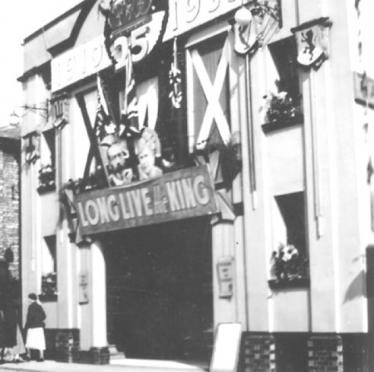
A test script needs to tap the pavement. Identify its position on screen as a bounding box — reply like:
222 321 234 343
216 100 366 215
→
0 359 208 372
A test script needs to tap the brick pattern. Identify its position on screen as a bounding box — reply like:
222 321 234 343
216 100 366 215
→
73 347 110 365
0 142 20 281
54 329 80 363
308 335 343 372
53 329 109 365
240 333 276 372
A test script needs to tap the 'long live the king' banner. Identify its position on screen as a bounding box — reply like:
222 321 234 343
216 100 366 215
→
75 165 218 235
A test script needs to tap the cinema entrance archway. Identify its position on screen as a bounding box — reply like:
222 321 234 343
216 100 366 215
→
103 216 213 363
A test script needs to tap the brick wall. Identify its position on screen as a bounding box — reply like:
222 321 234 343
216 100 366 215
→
307 335 343 372
0 139 20 282
50 329 109 365
239 333 354 372
240 333 276 372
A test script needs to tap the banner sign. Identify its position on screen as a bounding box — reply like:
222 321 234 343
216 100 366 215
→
165 0 245 39
75 165 218 235
51 35 112 92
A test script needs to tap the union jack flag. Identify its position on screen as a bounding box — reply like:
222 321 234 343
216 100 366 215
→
95 74 111 142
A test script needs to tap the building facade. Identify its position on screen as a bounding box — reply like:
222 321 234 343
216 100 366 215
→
19 0 374 370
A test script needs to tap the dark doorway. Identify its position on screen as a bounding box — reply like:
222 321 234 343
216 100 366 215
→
104 216 213 363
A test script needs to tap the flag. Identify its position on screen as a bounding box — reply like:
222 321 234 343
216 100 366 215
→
292 18 332 69
120 45 140 138
95 74 112 142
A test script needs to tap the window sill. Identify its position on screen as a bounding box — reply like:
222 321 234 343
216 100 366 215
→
37 183 56 194
268 277 310 290
39 294 58 302
261 115 304 134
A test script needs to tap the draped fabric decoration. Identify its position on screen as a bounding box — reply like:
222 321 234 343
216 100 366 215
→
169 37 183 109
120 45 140 139
60 184 91 247
233 1 281 56
193 139 238 225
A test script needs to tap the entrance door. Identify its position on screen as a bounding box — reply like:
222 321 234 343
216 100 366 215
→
105 217 213 362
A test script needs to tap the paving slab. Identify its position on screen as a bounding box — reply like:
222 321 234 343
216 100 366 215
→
0 359 207 372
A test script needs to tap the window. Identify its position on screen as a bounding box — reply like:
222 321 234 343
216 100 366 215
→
270 192 309 285
38 129 56 192
273 192 306 253
268 36 300 105
40 235 57 301
186 29 234 154
262 37 302 130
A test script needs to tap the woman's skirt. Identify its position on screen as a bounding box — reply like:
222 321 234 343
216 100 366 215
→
13 324 26 355
26 328 45 351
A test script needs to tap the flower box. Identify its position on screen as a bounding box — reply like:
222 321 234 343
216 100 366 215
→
261 115 304 134
261 91 303 133
268 277 310 290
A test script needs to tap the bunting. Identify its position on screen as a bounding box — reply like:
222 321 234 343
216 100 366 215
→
169 37 183 109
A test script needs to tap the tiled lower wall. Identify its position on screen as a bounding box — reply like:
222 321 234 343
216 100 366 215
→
239 332 369 372
45 329 109 365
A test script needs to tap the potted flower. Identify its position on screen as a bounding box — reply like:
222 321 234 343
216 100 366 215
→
37 164 55 193
269 243 309 288
40 272 58 301
262 91 302 126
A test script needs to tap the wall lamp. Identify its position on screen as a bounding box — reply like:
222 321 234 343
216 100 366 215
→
234 0 281 26
9 100 49 127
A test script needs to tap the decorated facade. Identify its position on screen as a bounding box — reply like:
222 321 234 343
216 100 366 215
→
19 0 374 370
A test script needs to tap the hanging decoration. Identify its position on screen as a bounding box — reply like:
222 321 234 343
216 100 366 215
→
192 132 242 224
99 0 169 69
119 45 140 139
24 132 40 164
291 17 332 69
50 93 70 130
169 37 183 109
60 179 91 247
233 0 281 56
96 74 116 144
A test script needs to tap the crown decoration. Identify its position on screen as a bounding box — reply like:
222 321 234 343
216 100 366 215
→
100 0 169 67
108 0 153 36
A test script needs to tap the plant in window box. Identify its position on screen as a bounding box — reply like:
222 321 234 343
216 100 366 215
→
270 244 309 284
263 91 301 125
38 164 55 192
40 272 58 300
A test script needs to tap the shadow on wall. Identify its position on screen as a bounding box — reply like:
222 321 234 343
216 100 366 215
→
343 269 366 304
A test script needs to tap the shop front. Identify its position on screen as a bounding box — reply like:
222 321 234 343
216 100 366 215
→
74 165 218 362
20 0 251 364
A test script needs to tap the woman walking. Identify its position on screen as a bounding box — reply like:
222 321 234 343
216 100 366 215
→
24 293 46 362
3 295 26 362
